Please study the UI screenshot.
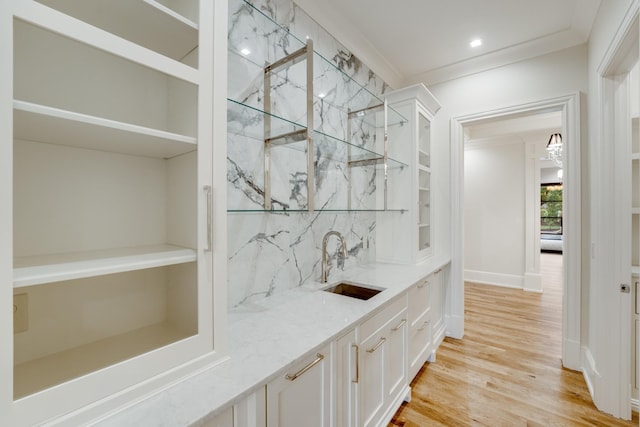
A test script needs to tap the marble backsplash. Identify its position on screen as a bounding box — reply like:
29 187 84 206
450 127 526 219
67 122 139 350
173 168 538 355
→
227 0 393 307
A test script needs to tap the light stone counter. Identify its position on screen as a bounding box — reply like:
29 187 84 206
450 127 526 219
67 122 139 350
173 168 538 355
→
94 257 450 427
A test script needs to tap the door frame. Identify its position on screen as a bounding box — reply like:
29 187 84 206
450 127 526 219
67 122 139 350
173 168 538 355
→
589 5 639 418
449 93 582 371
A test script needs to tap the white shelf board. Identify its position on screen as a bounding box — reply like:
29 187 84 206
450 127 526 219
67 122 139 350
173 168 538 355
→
14 322 192 398
418 223 430 228
14 244 196 288
36 0 198 61
632 208 640 215
632 153 640 160
632 266 640 276
15 1 198 84
14 101 197 158
418 187 430 191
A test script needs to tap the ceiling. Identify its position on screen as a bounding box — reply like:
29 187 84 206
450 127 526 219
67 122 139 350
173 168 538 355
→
295 0 601 87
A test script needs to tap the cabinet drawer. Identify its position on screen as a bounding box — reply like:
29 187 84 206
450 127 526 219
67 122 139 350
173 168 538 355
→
360 294 407 341
408 275 431 323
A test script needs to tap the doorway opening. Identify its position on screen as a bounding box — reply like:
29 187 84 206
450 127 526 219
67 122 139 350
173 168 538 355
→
450 93 581 371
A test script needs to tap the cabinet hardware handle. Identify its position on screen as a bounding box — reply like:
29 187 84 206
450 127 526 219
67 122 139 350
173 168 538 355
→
285 353 324 381
417 282 426 289
392 318 407 331
366 337 386 353
204 185 212 252
352 344 359 383
418 320 430 332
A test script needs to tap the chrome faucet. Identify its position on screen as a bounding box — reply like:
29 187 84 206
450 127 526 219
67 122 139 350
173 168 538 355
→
321 231 348 283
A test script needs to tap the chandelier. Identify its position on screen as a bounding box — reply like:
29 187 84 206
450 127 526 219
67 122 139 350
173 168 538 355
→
546 133 562 166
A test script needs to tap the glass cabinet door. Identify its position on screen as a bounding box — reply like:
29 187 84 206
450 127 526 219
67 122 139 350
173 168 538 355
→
417 112 431 253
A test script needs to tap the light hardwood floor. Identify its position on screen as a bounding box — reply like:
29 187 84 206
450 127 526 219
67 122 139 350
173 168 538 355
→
390 253 638 426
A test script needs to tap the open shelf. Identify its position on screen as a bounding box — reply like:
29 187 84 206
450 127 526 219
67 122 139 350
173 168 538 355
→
14 322 193 399
14 4 198 85
14 245 196 288
14 101 197 158
35 0 198 62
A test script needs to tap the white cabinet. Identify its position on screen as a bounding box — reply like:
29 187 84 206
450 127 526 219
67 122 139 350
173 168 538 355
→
358 296 408 427
204 388 266 427
378 84 440 264
335 328 359 427
407 276 432 380
2 0 228 425
266 344 332 427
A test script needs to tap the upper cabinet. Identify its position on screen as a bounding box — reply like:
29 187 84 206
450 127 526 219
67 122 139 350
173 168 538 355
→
377 84 441 264
1 1 228 425
226 0 407 213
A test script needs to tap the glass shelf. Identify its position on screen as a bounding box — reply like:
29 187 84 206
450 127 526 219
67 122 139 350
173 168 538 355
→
228 0 406 140
227 99 408 169
228 208 407 214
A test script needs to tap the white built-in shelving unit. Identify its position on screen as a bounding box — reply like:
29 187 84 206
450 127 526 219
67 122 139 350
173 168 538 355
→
378 84 440 264
1 0 227 425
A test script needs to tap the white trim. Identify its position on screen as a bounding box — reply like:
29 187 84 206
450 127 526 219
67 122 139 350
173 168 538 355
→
444 314 464 340
450 92 581 370
582 345 598 399
590 2 638 418
524 272 543 293
464 270 524 289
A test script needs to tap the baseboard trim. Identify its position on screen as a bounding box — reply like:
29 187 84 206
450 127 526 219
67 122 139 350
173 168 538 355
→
581 346 598 400
563 338 581 371
445 314 464 339
464 269 524 289
524 272 542 293
380 385 411 427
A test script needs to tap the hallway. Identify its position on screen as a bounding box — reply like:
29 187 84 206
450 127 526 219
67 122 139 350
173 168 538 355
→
390 253 638 426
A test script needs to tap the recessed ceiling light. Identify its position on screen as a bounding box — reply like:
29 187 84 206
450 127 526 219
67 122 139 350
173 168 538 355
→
240 48 251 55
318 93 326 98
470 39 482 48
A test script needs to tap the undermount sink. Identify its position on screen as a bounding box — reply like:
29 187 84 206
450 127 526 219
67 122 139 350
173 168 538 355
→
322 282 383 300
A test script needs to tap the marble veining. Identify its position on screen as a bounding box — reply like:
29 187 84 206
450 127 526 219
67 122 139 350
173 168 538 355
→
227 0 394 308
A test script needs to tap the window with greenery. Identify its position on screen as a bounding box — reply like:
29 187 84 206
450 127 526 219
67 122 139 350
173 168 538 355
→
541 183 563 234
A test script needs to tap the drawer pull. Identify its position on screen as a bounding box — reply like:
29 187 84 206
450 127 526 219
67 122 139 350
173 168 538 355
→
417 282 427 289
204 185 212 252
352 344 359 383
366 337 386 353
391 318 407 331
418 320 430 332
285 353 324 381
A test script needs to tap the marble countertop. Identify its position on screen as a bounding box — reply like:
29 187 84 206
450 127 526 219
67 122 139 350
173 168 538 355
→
95 257 450 427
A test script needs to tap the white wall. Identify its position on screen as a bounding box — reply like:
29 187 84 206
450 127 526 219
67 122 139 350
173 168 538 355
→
464 139 525 286
464 131 556 289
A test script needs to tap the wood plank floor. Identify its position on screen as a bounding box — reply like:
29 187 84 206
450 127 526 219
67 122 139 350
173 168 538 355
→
390 253 639 426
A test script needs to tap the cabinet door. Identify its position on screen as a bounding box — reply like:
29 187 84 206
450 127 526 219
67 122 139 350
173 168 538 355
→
235 387 266 427
267 345 331 427
359 331 386 427
202 407 233 427
408 276 432 380
385 311 408 408
417 109 432 260
335 329 358 427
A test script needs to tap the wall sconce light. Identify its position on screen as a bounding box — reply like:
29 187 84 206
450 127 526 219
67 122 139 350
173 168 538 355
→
546 133 563 166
